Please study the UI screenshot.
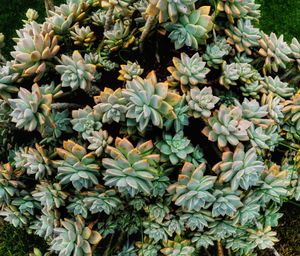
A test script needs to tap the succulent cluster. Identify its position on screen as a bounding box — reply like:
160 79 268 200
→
0 0 300 256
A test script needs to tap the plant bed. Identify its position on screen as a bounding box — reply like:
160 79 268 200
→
0 0 300 256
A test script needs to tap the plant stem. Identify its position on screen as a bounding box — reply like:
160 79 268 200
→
217 241 224 256
280 66 296 81
103 234 115 256
0 52 6 63
51 103 82 110
44 0 54 17
279 142 298 151
114 232 125 252
227 248 232 256
104 5 114 32
271 247 280 256
140 16 156 52
204 248 212 256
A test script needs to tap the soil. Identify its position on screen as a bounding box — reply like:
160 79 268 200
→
259 203 300 256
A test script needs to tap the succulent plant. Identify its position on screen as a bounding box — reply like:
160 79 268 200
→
208 220 238 240
161 239 195 256
70 25 96 47
212 188 243 217
213 143 265 190
103 138 160 196
165 6 213 50
202 104 251 148
239 98 274 128
143 221 168 242
146 0 196 23
167 52 210 90
46 13 74 35
261 93 284 124
21 144 52 180
180 210 213 231
220 62 260 88
41 109 72 140
156 131 194 165
50 215 102 256
0 205 29 227
258 164 290 205
186 145 207 167
225 229 257 255
94 87 127 124
218 0 261 23
98 56 119 71
240 80 263 99
40 82 63 99
260 76 294 99
86 129 113 156
51 0 87 23
55 50 96 91
83 186 121 214
53 140 100 191
263 204 283 227
239 62 261 84
282 90 300 131
30 208 58 239
135 237 161 256
290 37 300 70
12 192 40 215
248 225 279 250
71 106 102 139
187 86 219 118
168 162 216 211
67 195 88 218
0 63 19 100
233 195 261 226
0 163 21 205
247 124 273 151
118 61 144 81
258 32 292 73
203 37 231 68
24 9 39 23
123 71 181 132
192 234 214 249
32 182 68 210
117 244 136 256
147 202 169 223
11 21 60 82
234 52 254 63
8 83 52 132
101 0 134 17
225 19 260 54
103 20 135 53
164 95 189 132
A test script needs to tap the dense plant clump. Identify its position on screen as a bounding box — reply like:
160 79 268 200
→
0 0 300 255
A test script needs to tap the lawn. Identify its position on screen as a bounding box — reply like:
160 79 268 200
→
257 0 300 42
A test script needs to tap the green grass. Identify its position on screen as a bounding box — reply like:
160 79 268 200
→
0 220 47 256
257 0 300 41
